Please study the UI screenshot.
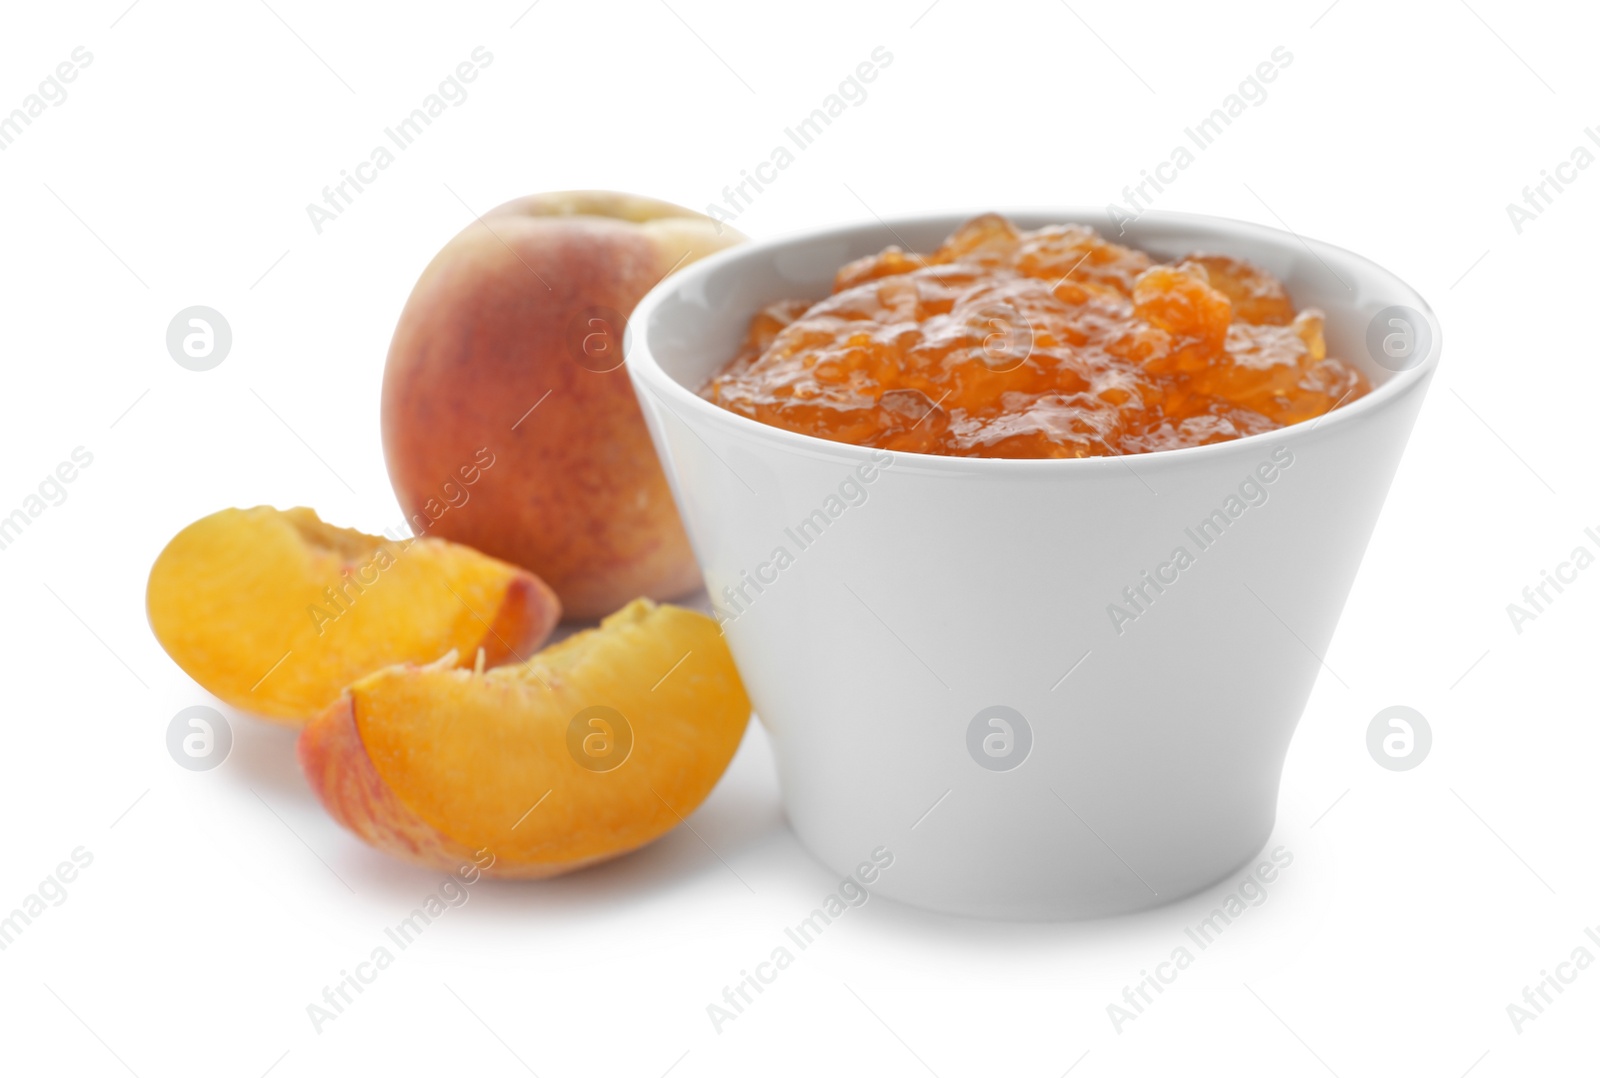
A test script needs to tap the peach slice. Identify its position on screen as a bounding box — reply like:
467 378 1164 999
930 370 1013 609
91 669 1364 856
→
147 507 559 723
298 599 750 877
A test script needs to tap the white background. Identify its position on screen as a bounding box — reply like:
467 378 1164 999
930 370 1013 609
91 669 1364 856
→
1 0 1595 1074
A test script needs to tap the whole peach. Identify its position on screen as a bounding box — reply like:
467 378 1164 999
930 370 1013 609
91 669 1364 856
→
382 191 742 620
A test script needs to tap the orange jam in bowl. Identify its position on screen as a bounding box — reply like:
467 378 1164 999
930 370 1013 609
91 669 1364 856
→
700 214 1369 458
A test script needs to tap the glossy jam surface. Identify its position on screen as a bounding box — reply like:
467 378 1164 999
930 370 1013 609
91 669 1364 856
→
701 215 1370 458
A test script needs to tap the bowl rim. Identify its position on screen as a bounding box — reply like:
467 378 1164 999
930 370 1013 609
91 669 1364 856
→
624 206 1441 476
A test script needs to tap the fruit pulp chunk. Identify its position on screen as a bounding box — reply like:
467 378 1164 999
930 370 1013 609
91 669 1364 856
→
700 214 1370 458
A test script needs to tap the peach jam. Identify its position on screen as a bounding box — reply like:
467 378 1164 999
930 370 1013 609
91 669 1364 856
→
700 214 1369 458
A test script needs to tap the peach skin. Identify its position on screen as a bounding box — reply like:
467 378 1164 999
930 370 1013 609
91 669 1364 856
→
381 191 744 620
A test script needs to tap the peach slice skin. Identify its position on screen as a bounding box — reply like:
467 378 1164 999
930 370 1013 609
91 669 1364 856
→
146 507 559 723
298 693 487 871
298 600 751 877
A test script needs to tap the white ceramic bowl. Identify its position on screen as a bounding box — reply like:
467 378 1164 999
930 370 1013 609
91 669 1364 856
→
625 209 1438 920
